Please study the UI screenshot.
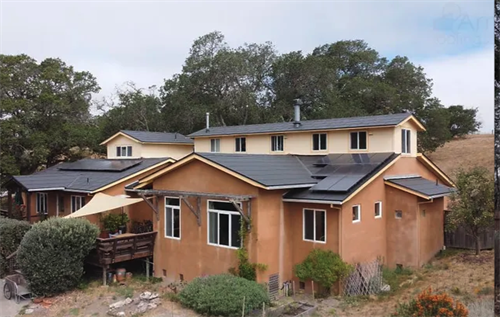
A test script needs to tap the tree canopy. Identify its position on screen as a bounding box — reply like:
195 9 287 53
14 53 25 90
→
0 32 482 182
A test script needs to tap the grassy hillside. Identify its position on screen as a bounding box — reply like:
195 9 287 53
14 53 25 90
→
427 134 494 180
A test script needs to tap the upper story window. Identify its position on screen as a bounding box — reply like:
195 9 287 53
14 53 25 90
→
71 196 85 213
116 146 132 157
36 193 48 214
235 137 246 152
271 135 284 152
312 133 327 151
350 131 367 150
211 139 220 153
401 129 411 154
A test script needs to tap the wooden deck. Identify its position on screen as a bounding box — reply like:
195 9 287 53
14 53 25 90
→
86 231 157 267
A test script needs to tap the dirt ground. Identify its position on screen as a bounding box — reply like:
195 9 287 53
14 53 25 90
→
15 249 493 317
427 134 494 179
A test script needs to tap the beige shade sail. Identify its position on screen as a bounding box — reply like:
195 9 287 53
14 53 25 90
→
64 193 143 218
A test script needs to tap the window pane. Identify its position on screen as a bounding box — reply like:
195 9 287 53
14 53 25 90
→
350 132 358 149
315 211 325 241
271 136 276 151
401 130 406 153
375 203 380 217
313 134 319 151
173 209 180 238
231 214 241 248
127 146 132 156
209 201 239 212
359 132 367 149
219 213 229 246
278 136 283 151
209 212 218 244
241 138 246 152
320 134 327 150
352 206 359 221
406 130 411 153
304 209 314 240
165 198 180 206
116 147 121 157
166 208 173 237
235 138 240 151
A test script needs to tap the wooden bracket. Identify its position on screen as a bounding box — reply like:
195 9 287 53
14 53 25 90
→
139 194 159 221
229 199 250 224
180 196 201 226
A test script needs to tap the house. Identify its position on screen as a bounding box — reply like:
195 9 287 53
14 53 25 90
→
2 131 194 225
126 108 455 293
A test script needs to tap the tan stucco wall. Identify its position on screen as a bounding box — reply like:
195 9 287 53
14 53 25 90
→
141 144 193 160
106 135 142 159
418 198 445 266
193 126 414 155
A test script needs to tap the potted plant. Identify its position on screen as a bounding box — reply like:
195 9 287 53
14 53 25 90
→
102 213 122 238
118 213 130 234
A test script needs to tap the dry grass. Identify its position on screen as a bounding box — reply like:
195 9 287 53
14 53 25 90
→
427 134 494 180
327 250 493 317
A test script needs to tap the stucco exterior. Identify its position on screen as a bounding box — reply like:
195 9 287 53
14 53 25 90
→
105 134 193 160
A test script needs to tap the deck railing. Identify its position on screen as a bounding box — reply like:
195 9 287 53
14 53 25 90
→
86 231 157 267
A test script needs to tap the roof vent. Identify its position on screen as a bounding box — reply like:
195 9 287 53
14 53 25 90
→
206 112 210 132
293 99 302 128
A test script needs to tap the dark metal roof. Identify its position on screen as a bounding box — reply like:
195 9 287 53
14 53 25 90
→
197 153 317 187
189 113 412 137
283 153 399 202
121 130 193 144
58 159 143 172
10 158 171 192
385 177 455 198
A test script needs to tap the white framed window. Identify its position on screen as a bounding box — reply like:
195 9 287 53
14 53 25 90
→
352 205 361 223
36 193 48 214
401 129 411 154
116 146 132 157
350 131 367 150
375 201 382 218
303 209 326 243
271 135 284 152
210 139 220 153
165 197 181 239
312 133 327 151
395 210 403 219
235 137 246 152
71 196 85 213
207 200 242 249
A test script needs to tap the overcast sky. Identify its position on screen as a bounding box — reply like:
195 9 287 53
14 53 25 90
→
0 0 494 132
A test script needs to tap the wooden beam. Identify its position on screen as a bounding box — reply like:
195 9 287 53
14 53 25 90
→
139 194 159 221
180 196 201 226
130 189 252 201
229 199 250 223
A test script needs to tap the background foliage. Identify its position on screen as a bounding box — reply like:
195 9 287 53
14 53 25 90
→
178 274 270 316
0 217 31 277
17 218 99 296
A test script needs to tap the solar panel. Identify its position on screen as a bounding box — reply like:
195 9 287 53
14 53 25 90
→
58 159 143 172
311 175 345 191
311 174 363 191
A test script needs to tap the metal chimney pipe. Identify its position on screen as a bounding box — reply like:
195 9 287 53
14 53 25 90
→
293 99 302 127
206 112 210 132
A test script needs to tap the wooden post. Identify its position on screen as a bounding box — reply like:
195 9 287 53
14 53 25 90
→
262 302 265 317
146 257 150 282
292 281 295 296
312 280 315 300
7 189 12 218
241 296 245 317
26 192 31 222
103 267 107 286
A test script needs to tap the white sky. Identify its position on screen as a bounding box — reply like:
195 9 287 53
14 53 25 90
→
0 0 494 132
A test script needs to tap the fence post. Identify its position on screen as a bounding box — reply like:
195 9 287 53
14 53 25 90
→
242 296 245 317
312 280 315 300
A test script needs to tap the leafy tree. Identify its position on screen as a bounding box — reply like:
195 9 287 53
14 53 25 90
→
446 167 494 255
0 54 100 181
447 105 481 137
417 98 452 153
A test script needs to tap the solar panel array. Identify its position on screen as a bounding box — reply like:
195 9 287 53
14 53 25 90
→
58 159 143 172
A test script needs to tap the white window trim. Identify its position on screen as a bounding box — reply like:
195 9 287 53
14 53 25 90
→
71 195 85 213
210 139 220 153
312 133 328 151
271 135 284 152
350 131 367 150
302 208 327 244
165 196 181 240
36 193 48 214
116 145 133 157
352 205 361 223
206 199 242 250
402 129 411 154
375 201 382 219
235 137 246 153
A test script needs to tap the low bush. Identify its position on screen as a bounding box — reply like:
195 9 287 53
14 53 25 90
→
0 218 31 278
391 287 468 317
178 274 269 316
17 218 99 296
294 249 352 291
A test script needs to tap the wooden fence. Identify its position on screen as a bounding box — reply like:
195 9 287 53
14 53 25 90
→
444 226 494 250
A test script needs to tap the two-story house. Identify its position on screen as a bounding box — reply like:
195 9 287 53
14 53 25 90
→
127 107 455 293
3 131 193 225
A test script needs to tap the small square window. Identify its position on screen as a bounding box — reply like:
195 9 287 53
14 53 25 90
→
395 210 402 219
271 135 284 152
235 137 246 152
312 133 327 151
163 269 167 277
210 139 220 152
375 201 382 218
352 205 361 223
350 131 367 150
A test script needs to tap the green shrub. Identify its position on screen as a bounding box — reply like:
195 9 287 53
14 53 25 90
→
17 218 99 296
0 218 31 257
0 254 7 277
294 249 352 291
178 274 269 316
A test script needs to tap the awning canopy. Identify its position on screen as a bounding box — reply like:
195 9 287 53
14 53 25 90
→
65 193 143 218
